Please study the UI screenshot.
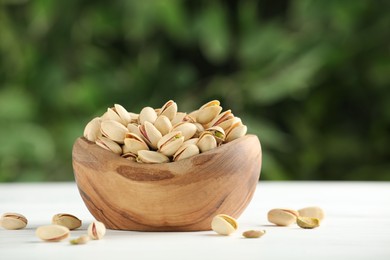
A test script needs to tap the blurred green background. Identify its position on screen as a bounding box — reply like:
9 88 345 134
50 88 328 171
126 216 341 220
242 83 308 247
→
1 0 389 182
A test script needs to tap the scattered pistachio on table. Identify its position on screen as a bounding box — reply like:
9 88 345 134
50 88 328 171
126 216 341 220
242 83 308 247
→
0 212 28 230
52 213 82 230
298 206 325 222
88 221 106 240
83 100 248 163
211 214 238 236
267 208 299 226
242 230 266 238
296 216 320 229
70 235 90 245
36 225 70 242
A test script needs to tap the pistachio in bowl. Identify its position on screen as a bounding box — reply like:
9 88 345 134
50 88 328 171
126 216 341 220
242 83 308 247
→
73 100 262 231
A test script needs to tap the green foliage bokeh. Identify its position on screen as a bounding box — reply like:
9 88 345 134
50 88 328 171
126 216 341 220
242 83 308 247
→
0 0 389 181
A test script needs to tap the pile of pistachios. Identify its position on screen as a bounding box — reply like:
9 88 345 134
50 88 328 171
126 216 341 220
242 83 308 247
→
0 212 105 245
83 100 247 163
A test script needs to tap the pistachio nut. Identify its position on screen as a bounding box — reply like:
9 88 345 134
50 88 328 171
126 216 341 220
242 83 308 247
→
158 100 177 121
173 143 200 161
70 235 90 245
297 216 320 229
157 131 184 156
196 132 217 153
242 230 266 238
83 117 102 142
225 122 247 142
211 214 238 235
113 104 132 125
36 225 70 242
154 115 172 136
127 123 142 137
205 126 225 145
121 152 137 161
196 100 222 125
96 136 122 154
267 208 299 226
298 206 325 222
137 150 170 164
207 110 234 129
123 133 149 154
52 213 82 230
101 107 126 125
171 122 197 141
88 221 106 240
171 112 187 126
100 120 128 144
0 213 28 230
139 121 162 149
139 106 157 124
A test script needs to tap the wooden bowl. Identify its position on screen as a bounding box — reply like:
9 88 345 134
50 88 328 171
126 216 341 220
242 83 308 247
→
72 134 262 231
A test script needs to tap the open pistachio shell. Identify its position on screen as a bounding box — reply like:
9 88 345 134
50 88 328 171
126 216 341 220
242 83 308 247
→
121 152 137 161
172 122 197 141
154 115 172 136
123 133 149 154
173 143 200 161
207 110 234 129
159 100 177 121
211 214 238 235
139 107 157 124
83 117 102 142
100 120 128 144
137 150 169 164
171 112 187 125
196 132 217 153
127 123 142 137
96 136 122 154
226 124 247 142
101 107 124 125
157 131 184 156
113 104 132 125
139 121 162 149
206 126 226 144
196 101 222 125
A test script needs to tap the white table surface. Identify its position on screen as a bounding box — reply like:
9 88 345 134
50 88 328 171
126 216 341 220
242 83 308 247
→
0 181 389 260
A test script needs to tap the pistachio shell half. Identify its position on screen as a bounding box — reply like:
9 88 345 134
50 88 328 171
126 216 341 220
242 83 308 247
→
207 110 234 129
196 100 222 124
123 133 149 154
96 136 122 154
197 132 217 153
52 213 82 230
83 117 102 142
100 120 128 144
137 150 170 164
88 221 106 240
36 225 70 242
139 121 162 149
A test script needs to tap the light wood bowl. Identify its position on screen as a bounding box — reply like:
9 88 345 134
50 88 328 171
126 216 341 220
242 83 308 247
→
72 134 262 231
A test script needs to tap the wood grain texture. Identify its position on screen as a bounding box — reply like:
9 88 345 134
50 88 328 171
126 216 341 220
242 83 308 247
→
72 134 262 231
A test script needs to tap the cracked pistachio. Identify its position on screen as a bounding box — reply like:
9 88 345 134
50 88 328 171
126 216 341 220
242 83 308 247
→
0 213 28 230
298 206 325 222
268 208 299 226
171 112 187 126
196 132 217 153
297 216 320 229
211 214 238 235
137 150 169 164
196 100 223 125
205 126 225 145
88 221 106 240
173 143 200 161
157 131 184 156
207 110 234 129
52 213 82 230
171 122 197 141
225 121 247 142
154 115 172 136
101 120 128 144
36 225 70 242
96 136 122 154
158 100 177 121
123 133 149 154
139 121 162 149
139 106 157 124
83 117 102 142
